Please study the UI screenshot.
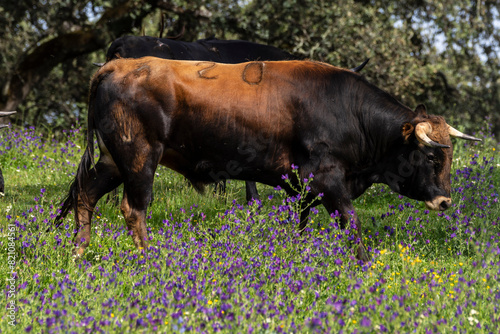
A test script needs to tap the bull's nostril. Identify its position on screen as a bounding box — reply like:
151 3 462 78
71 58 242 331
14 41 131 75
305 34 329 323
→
439 198 451 210
425 196 452 211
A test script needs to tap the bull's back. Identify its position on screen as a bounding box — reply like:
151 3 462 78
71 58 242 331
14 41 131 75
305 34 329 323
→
198 38 300 62
107 36 300 63
106 36 197 61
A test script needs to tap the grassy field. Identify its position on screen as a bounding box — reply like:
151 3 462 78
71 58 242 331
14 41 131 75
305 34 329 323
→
0 123 499 333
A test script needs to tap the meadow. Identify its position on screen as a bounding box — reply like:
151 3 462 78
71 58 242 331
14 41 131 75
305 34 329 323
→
0 122 499 333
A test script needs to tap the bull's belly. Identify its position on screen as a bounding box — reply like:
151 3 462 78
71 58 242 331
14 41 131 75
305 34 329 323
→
159 147 287 187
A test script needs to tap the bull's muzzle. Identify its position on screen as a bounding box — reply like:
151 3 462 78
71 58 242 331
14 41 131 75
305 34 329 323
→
425 196 451 211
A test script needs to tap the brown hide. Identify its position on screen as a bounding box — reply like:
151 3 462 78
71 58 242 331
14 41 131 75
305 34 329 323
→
95 58 340 180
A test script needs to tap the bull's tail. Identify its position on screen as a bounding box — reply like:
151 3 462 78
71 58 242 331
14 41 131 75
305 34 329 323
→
52 72 105 230
52 144 94 229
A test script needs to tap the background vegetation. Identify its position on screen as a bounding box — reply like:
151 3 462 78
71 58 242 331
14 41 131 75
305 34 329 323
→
0 0 499 135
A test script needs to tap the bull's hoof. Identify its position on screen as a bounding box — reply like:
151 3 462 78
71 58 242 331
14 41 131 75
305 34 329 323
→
357 244 370 263
72 246 86 258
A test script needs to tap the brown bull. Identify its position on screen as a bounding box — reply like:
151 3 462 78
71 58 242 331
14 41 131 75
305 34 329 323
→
55 58 480 261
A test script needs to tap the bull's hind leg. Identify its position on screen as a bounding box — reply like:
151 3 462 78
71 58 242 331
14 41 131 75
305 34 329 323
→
119 152 158 251
120 187 151 250
74 158 122 257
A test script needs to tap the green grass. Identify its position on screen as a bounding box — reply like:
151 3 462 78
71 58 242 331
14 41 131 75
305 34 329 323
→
0 125 499 333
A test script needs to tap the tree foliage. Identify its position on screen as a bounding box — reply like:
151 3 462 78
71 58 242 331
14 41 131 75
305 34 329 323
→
1 0 498 135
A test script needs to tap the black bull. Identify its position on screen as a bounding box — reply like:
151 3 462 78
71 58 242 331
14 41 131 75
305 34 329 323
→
55 58 480 261
104 35 301 63
0 111 16 194
102 35 369 201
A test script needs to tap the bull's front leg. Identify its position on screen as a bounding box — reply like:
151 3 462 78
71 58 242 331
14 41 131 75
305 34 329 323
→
337 207 369 263
311 173 370 262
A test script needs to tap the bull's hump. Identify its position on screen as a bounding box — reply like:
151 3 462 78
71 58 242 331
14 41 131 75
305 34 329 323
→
97 57 153 78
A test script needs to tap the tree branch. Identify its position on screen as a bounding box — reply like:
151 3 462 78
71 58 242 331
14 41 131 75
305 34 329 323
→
0 0 153 112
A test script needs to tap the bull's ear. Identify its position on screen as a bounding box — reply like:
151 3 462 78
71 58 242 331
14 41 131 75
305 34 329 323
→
415 104 427 116
401 123 414 143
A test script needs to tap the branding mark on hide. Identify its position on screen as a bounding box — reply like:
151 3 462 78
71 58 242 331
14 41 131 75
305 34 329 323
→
242 62 264 85
197 62 218 79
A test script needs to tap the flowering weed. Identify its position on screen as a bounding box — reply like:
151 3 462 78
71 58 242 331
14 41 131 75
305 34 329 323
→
0 126 499 333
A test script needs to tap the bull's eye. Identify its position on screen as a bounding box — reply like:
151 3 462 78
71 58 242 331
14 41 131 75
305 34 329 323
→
426 152 442 171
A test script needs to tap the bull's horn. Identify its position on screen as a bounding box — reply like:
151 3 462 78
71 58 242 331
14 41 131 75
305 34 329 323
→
447 125 482 142
415 122 450 148
351 58 370 73
0 111 16 117
93 62 105 67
